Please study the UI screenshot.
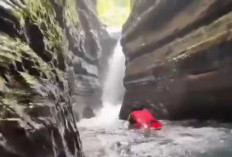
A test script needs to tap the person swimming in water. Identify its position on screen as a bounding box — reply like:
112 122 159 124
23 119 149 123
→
127 105 162 130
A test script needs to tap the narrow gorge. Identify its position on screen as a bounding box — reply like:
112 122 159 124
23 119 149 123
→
1 0 232 157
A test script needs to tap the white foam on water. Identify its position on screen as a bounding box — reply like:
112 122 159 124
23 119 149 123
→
78 104 121 128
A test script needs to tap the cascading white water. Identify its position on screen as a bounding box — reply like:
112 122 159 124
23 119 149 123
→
96 40 126 123
77 39 128 157
78 40 126 126
102 40 125 106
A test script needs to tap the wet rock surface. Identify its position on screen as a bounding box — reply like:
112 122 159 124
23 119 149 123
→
0 0 112 156
120 0 232 121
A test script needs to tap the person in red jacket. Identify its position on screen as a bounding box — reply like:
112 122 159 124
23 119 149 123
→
127 106 162 130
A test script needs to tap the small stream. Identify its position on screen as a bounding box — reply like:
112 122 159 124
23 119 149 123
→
78 41 232 157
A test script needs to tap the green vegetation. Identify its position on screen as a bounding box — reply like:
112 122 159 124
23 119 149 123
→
97 0 130 27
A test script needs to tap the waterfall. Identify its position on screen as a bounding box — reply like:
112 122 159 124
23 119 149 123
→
102 40 126 106
95 40 126 123
78 40 126 126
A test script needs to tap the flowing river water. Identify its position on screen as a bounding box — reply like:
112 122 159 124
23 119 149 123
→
78 41 232 157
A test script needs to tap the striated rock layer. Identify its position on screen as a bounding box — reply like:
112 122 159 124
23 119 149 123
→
0 0 112 156
120 0 232 121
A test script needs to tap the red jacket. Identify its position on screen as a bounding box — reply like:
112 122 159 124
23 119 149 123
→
130 109 162 129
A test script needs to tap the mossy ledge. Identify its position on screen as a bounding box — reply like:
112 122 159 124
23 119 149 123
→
0 0 113 156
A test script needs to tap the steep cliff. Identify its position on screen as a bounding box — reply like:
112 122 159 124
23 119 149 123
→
0 0 111 156
72 0 117 119
120 0 232 121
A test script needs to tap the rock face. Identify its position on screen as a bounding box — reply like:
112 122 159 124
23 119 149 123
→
0 0 112 156
72 0 117 119
120 0 232 121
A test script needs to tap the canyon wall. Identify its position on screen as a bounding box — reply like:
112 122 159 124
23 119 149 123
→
73 0 117 119
120 0 232 121
0 0 113 156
